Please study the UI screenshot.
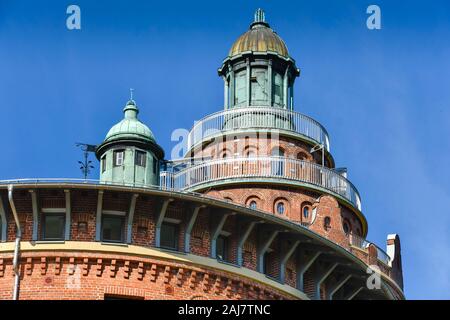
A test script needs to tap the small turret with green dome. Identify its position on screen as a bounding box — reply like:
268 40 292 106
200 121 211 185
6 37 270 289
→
96 93 164 187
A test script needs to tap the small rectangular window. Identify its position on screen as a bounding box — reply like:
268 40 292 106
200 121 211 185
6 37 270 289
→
160 222 178 250
101 215 124 242
135 151 146 167
113 150 124 167
42 213 65 241
216 235 228 261
101 156 106 173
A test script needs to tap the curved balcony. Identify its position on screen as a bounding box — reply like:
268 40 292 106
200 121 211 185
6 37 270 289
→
161 156 361 211
186 107 330 154
0 178 403 297
350 233 391 265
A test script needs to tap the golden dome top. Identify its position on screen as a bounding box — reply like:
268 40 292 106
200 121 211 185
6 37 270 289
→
229 9 289 58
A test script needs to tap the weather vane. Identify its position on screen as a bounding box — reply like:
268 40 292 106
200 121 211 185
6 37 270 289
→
76 142 97 179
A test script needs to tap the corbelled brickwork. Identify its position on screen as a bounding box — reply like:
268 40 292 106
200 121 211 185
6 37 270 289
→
0 252 293 300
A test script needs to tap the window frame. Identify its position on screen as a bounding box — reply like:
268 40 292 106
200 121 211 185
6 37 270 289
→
303 206 310 219
324 217 331 231
101 155 107 173
101 214 125 243
160 222 179 251
135 150 147 167
276 202 285 215
216 234 229 262
41 211 66 241
113 150 125 167
342 219 351 234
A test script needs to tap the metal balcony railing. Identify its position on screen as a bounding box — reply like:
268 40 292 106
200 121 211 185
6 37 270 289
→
161 156 361 211
0 178 396 286
349 233 391 265
187 107 330 152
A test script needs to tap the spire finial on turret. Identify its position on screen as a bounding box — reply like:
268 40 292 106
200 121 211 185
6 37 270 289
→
254 8 265 23
124 88 139 118
250 8 269 28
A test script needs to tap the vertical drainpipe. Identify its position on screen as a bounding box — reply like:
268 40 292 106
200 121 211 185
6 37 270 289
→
7 185 21 300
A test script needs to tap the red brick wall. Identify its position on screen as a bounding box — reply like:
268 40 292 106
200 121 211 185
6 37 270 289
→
133 195 156 246
205 187 359 249
71 190 97 241
308 195 350 249
191 135 330 167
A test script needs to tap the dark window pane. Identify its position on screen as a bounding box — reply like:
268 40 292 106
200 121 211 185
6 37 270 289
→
101 156 106 173
43 214 65 240
303 207 309 218
135 151 146 167
276 202 285 214
216 235 228 261
102 215 124 242
160 223 178 250
152 157 157 174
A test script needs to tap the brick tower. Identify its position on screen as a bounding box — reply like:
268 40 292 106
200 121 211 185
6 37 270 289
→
0 9 404 300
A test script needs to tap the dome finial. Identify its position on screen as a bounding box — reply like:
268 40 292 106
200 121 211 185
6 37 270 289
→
124 88 139 119
254 8 265 23
251 8 269 28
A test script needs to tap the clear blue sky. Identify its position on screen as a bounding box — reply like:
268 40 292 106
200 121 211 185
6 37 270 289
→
1 0 449 299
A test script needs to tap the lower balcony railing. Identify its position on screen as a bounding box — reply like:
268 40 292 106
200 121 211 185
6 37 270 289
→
161 156 362 211
349 233 391 265
0 178 397 291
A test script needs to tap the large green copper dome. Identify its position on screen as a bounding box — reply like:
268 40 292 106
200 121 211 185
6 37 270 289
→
104 100 156 144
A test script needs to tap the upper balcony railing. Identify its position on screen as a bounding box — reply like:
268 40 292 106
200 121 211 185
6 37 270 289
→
187 107 330 153
161 156 361 211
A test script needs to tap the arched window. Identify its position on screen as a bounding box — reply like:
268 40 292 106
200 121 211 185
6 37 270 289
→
343 221 350 234
249 201 257 210
303 206 309 219
324 217 331 231
276 202 285 215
